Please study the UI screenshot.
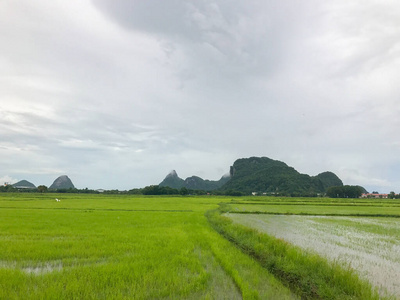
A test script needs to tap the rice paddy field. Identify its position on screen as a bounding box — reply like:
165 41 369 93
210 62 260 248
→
0 193 398 299
224 197 400 299
0 193 295 299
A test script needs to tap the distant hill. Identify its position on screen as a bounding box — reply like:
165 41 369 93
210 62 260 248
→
12 180 36 189
49 175 75 189
357 185 368 194
184 174 230 190
159 157 348 195
159 170 185 189
314 171 343 191
221 157 343 195
159 170 230 191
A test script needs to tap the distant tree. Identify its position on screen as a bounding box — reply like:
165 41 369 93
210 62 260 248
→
37 185 48 193
0 184 14 192
189 189 207 195
104 189 120 194
326 185 363 198
142 185 179 195
179 187 189 195
225 190 244 196
389 191 396 199
128 188 142 195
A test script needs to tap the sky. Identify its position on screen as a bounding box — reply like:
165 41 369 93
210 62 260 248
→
1 1 400 192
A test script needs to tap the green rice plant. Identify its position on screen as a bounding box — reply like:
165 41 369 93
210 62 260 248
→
206 204 382 300
235 196 400 206
227 213 400 298
0 194 295 299
227 203 400 217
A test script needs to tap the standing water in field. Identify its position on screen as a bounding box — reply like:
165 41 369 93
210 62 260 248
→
226 213 400 298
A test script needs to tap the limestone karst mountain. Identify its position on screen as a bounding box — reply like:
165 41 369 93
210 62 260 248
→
159 170 230 191
159 170 185 189
12 180 36 189
160 156 347 195
221 157 343 195
49 175 75 189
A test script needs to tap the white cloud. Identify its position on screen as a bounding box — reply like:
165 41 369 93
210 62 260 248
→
0 175 19 185
1 0 400 191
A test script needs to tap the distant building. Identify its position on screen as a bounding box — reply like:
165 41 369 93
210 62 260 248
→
13 185 32 189
361 193 388 199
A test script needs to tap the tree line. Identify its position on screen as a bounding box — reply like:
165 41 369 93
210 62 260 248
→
2 183 398 198
326 185 364 198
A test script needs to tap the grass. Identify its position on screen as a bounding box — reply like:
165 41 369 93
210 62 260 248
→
226 214 400 298
1 193 394 299
227 197 400 217
0 193 295 299
207 204 381 299
232 196 400 205
222 196 400 299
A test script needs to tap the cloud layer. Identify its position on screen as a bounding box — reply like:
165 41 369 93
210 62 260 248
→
1 0 400 191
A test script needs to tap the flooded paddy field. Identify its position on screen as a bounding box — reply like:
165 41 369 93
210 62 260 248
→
226 213 400 298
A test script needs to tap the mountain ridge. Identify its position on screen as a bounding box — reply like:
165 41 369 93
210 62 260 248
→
12 180 36 189
222 157 343 195
159 156 344 195
49 175 75 190
159 170 230 191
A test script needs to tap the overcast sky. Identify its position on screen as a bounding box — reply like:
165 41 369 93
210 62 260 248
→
1 1 400 192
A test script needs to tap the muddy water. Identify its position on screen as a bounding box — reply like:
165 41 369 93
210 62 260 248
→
226 213 400 298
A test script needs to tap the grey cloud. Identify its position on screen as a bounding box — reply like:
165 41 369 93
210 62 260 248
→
92 0 305 82
1 1 400 192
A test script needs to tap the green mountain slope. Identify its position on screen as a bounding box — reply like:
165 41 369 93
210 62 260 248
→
49 175 75 189
12 180 36 189
159 170 185 189
184 175 230 190
159 171 230 191
159 157 347 195
314 171 343 191
221 157 343 195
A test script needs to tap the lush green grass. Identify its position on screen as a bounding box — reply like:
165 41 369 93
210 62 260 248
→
1 193 393 299
229 203 400 216
222 196 400 298
0 193 295 299
235 196 400 202
227 197 400 217
232 196 400 205
207 204 381 300
0 193 215 212
226 213 400 298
